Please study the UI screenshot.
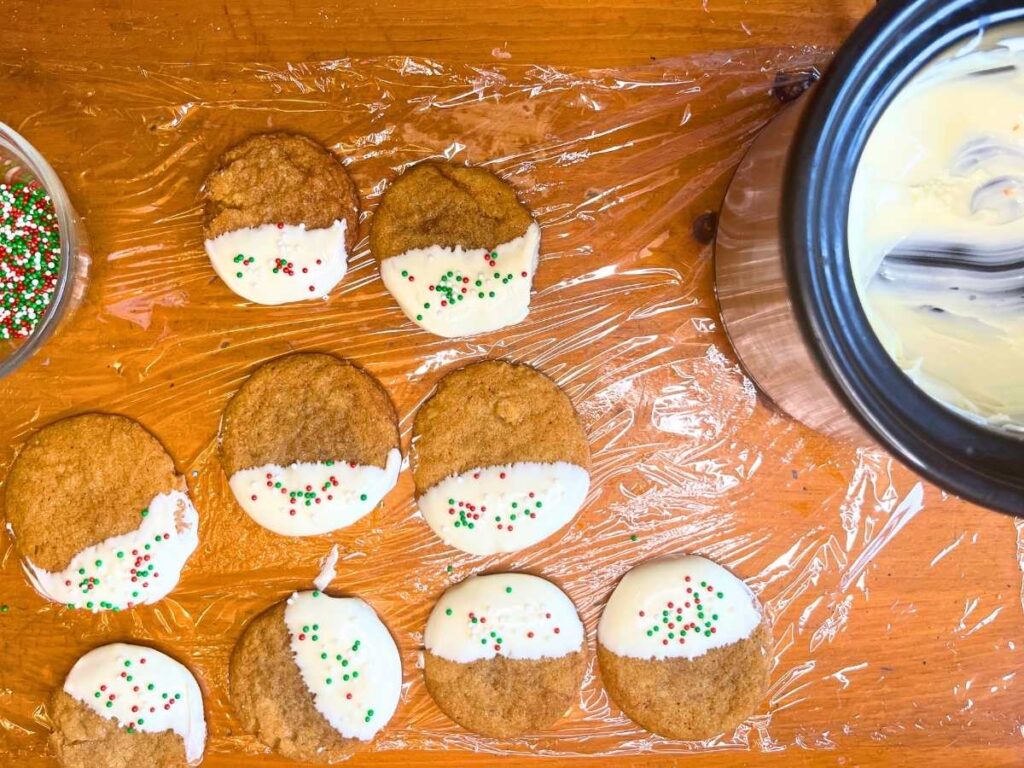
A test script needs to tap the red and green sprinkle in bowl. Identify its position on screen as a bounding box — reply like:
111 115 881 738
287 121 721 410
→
0 122 86 378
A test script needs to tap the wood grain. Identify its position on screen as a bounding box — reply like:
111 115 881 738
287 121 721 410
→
3 2 1023 768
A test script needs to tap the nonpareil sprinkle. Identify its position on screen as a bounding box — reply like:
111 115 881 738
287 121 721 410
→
0 182 61 341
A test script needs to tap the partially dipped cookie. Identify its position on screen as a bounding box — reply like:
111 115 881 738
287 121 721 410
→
230 590 402 762
4 414 199 612
597 555 771 740
412 360 590 556
202 133 360 305
371 161 541 338
423 573 585 737
50 643 207 768
220 353 401 536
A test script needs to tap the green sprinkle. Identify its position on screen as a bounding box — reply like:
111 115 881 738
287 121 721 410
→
117 551 125 559
717 592 724 598
106 701 112 708
445 608 453 616
140 508 149 518
313 590 320 597
326 678 333 685
147 684 155 691
235 271 242 278
0 605 8 613
630 534 638 542
360 493 368 501
505 586 512 594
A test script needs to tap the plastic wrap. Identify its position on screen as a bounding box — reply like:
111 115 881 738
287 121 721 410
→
0 50 1022 766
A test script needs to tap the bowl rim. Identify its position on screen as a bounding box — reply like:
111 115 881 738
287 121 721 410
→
782 0 1024 516
0 120 80 379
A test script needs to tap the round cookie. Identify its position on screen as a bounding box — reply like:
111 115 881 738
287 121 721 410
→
371 161 541 338
412 360 590 556
202 132 359 305
229 590 402 762
423 573 585 737
220 353 401 537
3 413 199 612
50 643 207 768
597 555 771 740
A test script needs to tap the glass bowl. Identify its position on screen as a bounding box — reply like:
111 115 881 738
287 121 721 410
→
0 121 88 379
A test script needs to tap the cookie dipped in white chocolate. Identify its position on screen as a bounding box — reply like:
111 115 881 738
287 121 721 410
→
598 555 762 661
418 461 589 556
380 222 540 338
205 220 348 305
425 573 584 663
229 448 401 537
23 490 199 613
284 590 401 741
62 643 207 764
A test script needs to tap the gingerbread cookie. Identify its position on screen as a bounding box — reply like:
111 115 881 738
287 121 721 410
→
3 413 199 612
220 353 401 536
50 643 206 768
412 360 589 556
202 133 359 305
230 590 401 762
371 161 541 338
423 573 585 737
597 555 771 740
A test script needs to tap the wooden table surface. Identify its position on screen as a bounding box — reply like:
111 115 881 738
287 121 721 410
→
2 1 1023 767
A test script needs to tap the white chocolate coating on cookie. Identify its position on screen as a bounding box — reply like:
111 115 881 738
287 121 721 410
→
284 591 401 741
598 555 762 661
24 490 199 612
63 643 207 764
205 220 348 305
229 448 401 536
418 461 589 556
380 222 540 337
424 573 583 663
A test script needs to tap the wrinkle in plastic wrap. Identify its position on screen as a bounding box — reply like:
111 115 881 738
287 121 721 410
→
0 51 1022 765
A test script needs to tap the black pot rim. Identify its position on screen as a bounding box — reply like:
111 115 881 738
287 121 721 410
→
782 0 1024 516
